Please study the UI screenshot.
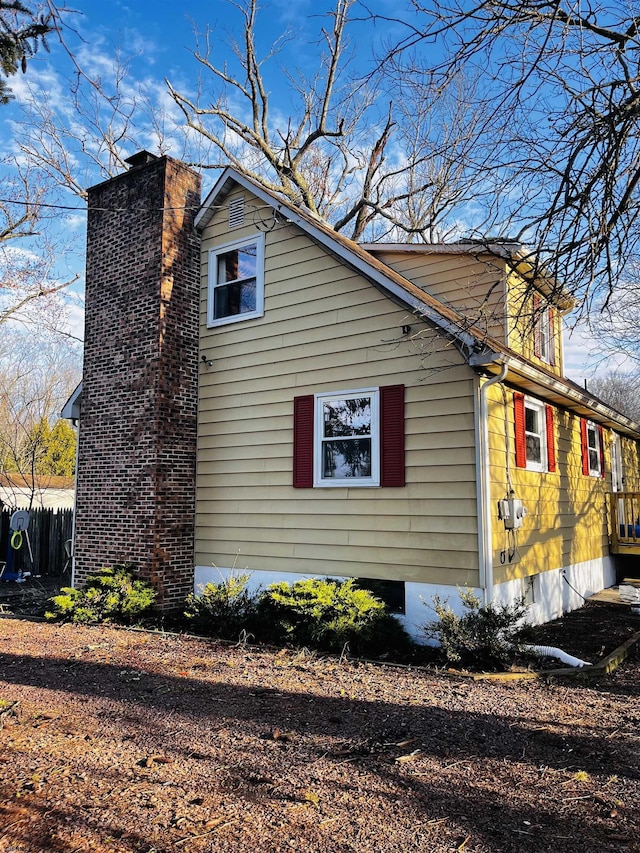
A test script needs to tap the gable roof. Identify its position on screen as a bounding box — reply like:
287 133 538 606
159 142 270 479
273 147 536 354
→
198 168 640 439
197 168 496 360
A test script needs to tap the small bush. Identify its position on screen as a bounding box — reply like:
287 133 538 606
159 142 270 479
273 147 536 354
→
257 577 412 658
183 573 258 639
423 588 534 670
45 563 156 625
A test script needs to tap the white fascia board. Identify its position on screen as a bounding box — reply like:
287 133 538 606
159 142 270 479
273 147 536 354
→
195 169 479 354
61 381 82 420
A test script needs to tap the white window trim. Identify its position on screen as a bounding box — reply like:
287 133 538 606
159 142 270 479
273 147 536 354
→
207 233 265 328
313 387 380 488
586 420 602 477
524 396 547 473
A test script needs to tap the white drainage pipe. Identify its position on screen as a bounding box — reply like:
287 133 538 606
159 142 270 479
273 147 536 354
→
524 644 591 668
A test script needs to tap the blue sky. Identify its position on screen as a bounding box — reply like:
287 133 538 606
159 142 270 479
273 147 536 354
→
2 0 619 380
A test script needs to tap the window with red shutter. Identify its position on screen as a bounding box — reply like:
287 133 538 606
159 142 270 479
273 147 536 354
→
515 393 554 472
292 386 405 488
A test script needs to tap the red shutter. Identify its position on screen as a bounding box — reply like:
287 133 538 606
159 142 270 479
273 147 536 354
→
545 405 556 472
598 424 606 478
580 418 590 475
533 294 542 358
514 392 527 468
380 384 405 487
293 395 314 487
548 307 556 367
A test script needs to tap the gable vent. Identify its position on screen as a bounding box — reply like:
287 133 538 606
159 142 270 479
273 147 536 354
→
228 195 245 228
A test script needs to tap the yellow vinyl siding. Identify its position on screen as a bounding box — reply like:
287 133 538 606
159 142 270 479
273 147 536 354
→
620 436 640 490
507 274 564 375
197 189 480 587
372 250 508 344
485 382 611 583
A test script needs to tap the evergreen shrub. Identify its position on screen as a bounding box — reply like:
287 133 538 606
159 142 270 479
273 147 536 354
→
183 573 258 639
45 563 156 625
423 587 534 670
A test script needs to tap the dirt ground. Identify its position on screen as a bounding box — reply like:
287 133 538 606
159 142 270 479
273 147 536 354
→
0 604 639 853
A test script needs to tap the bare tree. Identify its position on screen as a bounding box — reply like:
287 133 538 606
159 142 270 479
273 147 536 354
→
166 0 498 242
373 0 640 307
0 163 79 329
588 370 640 423
0 330 80 508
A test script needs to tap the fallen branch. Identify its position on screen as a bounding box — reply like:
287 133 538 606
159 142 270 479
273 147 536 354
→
173 819 237 846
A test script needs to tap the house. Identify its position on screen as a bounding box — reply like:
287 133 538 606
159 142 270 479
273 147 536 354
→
0 474 75 511
66 152 640 636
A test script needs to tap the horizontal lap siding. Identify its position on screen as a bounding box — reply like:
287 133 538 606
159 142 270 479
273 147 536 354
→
372 250 508 345
486 382 610 583
197 191 479 585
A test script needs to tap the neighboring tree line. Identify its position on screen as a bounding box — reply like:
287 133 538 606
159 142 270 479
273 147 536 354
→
0 332 78 510
1 415 75 477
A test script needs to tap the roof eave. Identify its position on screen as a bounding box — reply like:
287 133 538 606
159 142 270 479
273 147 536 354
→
470 352 640 437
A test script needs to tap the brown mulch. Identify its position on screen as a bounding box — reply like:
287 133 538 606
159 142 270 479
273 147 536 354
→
526 599 640 665
1 611 640 853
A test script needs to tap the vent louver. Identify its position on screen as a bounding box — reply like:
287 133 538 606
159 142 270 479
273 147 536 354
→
228 195 245 228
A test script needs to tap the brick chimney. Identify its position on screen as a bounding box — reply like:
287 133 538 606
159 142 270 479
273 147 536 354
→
73 153 202 610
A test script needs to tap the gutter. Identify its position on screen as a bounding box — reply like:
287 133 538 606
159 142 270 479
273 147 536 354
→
476 363 508 606
470 351 640 438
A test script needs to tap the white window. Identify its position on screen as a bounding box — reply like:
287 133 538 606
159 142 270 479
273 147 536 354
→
586 420 602 477
314 389 380 487
533 298 555 365
207 234 265 327
538 307 551 362
524 397 547 472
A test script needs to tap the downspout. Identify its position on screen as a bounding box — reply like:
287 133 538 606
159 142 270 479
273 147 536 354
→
476 363 508 606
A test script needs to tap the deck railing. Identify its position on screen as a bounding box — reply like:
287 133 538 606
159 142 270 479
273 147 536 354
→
609 492 640 552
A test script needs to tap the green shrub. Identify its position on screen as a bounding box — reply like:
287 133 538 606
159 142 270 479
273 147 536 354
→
45 563 156 625
183 573 258 639
423 588 534 670
257 577 412 658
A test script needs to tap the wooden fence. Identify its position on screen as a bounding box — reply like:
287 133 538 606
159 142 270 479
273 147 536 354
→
0 508 73 577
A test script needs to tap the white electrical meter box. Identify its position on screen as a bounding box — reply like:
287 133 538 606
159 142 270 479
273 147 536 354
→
497 497 526 530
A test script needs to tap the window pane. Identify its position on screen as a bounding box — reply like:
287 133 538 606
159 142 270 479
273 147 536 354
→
587 427 597 450
525 406 538 434
217 245 257 284
322 398 371 439
322 439 372 478
589 448 599 471
526 434 541 463
214 279 257 318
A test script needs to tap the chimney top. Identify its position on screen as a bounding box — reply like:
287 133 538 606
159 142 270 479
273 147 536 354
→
125 151 159 168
